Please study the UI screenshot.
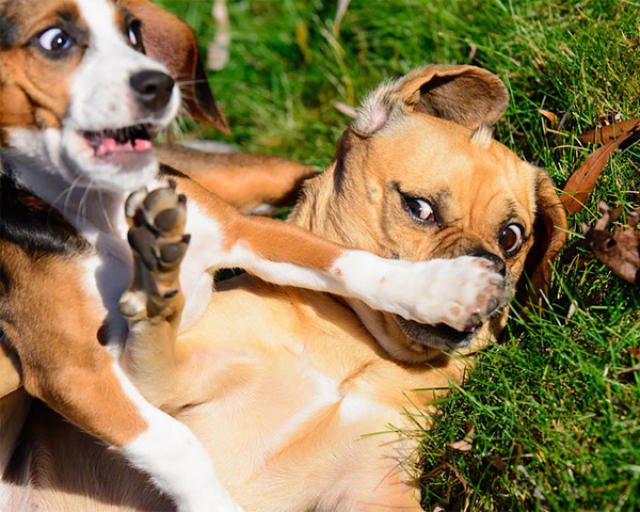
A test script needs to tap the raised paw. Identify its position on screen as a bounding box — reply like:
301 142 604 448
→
333 251 508 332
426 256 508 332
119 180 190 320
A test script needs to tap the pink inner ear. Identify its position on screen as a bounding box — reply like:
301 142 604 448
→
368 103 389 133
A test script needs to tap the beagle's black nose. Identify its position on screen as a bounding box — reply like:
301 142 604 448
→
130 70 175 112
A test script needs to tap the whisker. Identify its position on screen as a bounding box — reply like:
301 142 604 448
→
176 78 212 87
97 187 115 234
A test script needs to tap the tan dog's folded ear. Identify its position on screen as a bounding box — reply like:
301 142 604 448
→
117 0 230 133
352 65 509 136
516 169 568 304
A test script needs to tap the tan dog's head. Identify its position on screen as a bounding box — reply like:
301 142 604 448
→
292 65 567 362
0 0 226 191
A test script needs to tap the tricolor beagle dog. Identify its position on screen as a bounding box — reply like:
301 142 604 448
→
0 0 507 509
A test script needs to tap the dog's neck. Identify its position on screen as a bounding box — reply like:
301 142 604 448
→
2 149 135 241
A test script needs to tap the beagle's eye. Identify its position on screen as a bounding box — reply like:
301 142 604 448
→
128 20 143 49
38 27 72 52
128 27 137 46
402 196 437 224
498 223 524 256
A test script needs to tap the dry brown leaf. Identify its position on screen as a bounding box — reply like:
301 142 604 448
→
448 424 475 452
583 202 640 285
561 127 638 215
578 118 640 145
538 109 559 127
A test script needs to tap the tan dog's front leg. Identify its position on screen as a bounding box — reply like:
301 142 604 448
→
119 180 190 404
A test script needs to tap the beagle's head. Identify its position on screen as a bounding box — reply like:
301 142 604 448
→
0 0 226 192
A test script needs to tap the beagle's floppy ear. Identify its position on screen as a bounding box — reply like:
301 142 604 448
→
516 169 568 304
352 65 509 136
117 0 230 133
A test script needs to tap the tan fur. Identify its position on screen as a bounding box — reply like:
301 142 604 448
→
0 243 149 447
154 143 316 213
167 174 343 272
3 66 567 510
0 0 83 133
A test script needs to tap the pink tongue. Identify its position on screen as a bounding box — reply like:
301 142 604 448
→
95 138 152 157
134 139 152 151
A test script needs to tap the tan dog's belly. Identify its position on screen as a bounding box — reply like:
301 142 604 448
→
153 279 469 511
7 278 468 511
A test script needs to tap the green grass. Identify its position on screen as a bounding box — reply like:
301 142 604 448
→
156 0 639 510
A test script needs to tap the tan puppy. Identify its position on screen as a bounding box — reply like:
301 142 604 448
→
3 65 566 511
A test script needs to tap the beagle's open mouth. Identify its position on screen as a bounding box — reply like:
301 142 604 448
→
83 124 153 159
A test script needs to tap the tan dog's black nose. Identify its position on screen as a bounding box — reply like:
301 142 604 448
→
130 70 175 112
471 250 506 276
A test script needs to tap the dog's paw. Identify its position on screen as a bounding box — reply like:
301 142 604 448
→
119 181 190 319
422 256 507 332
333 252 508 330
125 180 190 276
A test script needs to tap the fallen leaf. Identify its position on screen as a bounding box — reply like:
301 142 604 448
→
578 118 640 145
538 109 559 127
449 424 475 452
490 456 506 472
561 126 639 214
583 202 640 285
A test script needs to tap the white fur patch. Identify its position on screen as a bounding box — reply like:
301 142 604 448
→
269 369 341 447
339 393 387 425
113 363 243 512
331 252 503 330
471 124 493 147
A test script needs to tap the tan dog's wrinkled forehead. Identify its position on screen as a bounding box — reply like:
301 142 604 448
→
365 114 538 267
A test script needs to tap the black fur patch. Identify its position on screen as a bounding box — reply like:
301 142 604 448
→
158 162 186 179
333 130 351 193
0 170 90 257
0 14 18 50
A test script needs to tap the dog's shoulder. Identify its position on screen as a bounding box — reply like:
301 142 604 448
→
0 165 90 257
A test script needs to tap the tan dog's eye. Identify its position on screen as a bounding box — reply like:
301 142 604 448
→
37 27 72 52
498 223 524 256
402 196 437 224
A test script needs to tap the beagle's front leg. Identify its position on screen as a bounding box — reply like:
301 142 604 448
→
117 183 243 512
119 181 190 403
0 244 242 512
173 177 507 332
